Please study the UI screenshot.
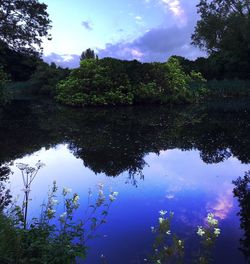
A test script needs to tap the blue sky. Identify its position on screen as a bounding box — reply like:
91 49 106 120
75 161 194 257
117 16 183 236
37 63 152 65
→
42 0 205 67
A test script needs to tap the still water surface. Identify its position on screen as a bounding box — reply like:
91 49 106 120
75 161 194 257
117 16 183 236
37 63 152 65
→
1 99 250 263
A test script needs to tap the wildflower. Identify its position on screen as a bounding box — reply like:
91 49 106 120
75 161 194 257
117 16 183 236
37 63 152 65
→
159 210 167 216
207 213 218 226
197 226 205 237
47 209 55 218
109 194 116 202
73 194 80 205
63 187 72 196
35 161 45 169
178 240 182 246
159 217 164 224
98 189 104 197
151 226 155 232
156 260 161 264
60 212 67 220
109 191 118 202
214 228 221 237
166 230 171 235
51 199 59 206
16 163 28 170
26 167 35 174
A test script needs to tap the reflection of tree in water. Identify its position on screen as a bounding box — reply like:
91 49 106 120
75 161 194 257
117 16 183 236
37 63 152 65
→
233 171 250 263
1 100 250 180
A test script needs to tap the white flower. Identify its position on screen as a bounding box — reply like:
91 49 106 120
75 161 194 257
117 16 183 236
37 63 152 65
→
35 161 45 169
60 212 67 220
26 167 35 174
159 217 164 224
159 210 167 216
178 240 182 246
109 191 118 202
166 230 171 235
214 228 221 237
47 209 55 218
109 194 116 202
16 163 28 170
51 199 59 206
63 187 72 196
73 195 79 205
207 213 218 226
197 226 205 237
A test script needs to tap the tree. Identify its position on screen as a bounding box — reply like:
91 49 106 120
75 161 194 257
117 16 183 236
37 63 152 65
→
192 0 250 79
80 48 98 61
192 0 250 53
0 0 52 55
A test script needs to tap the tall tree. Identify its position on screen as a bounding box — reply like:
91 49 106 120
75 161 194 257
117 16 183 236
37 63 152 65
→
80 48 98 60
0 0 52 55
192 0 250 78
192 0 250 53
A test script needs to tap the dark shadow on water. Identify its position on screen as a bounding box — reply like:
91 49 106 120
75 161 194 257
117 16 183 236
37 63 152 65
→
1 98 250 179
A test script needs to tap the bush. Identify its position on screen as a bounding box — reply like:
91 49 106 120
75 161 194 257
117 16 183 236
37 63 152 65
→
28 62 70 96
55 58 207 107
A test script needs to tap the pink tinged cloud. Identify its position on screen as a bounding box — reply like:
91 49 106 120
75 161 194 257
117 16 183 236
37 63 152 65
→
206 188 234 220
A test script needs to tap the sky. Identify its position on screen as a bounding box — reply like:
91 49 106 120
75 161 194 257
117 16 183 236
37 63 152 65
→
42 0 206 68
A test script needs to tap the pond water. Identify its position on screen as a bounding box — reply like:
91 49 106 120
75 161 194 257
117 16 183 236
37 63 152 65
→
0 99 250 263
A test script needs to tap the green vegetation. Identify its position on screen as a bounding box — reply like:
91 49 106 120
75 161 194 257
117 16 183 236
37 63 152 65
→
80 48 99 61
0 163 118 264
28 62 70 96
0 0 51 55
207 79 250 98
150 211 220 264
191 0 250 80
1 0 250 106
55 57 206 107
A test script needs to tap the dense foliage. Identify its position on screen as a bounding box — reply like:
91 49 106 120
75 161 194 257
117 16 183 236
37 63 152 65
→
80 48 98 61
0 0 51 55
192 0 250 79
28 62 70 96
55 57 206 107
0 170 118 264
0 42 40 82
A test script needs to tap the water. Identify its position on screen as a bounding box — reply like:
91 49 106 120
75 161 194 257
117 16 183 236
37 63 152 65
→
0 99 250 263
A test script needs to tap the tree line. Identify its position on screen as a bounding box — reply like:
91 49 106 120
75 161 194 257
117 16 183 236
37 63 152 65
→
0 0 250 107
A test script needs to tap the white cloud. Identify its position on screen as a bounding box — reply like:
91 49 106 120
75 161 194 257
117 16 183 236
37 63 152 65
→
160 0 186 25
131 48 144 58
135 16 142 20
